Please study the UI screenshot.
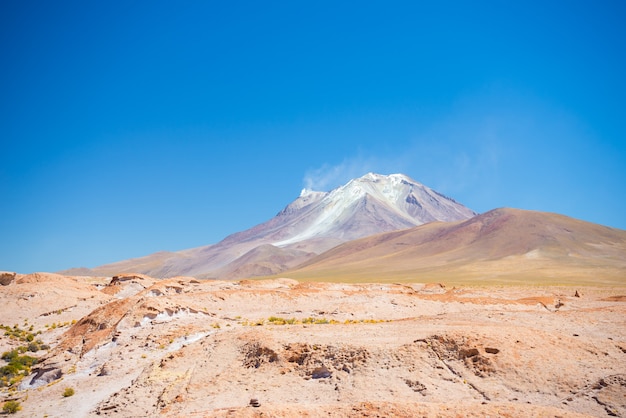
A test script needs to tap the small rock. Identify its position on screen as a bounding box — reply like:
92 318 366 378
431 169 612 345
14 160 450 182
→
98 364 111 376
249 398 261 407
23 367 63 389
0 272 16 286
312 365 332 379
459 348 479 358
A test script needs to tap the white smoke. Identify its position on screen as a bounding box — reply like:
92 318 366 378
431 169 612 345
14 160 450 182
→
303 154 402 191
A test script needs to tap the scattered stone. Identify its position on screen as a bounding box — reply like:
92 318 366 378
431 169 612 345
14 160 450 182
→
0 271 16 286
312 365 332 379
574 290 581 297
404 379 426 393
98 363 111 376
241 342 278 368
485 347 500 354
249 398 261 407
459 348 480 358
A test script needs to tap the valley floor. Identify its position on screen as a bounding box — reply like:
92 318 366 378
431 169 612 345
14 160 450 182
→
1 273 625 417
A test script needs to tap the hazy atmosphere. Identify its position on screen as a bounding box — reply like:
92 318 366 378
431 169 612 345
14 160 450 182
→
2 1 625 273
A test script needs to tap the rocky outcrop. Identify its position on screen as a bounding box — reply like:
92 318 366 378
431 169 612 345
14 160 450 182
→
0 271 16 286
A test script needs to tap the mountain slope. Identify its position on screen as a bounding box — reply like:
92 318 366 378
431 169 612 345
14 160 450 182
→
70 173 475 279
281 208 626 285
213 244 316 280
272 173 475 246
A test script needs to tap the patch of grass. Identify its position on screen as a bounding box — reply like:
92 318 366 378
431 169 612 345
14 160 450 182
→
2 400 21 414
248 316 389 326
46 321 75 330
62 387 75 397
1 323 42 344
1 349 38 387
267 316 297 325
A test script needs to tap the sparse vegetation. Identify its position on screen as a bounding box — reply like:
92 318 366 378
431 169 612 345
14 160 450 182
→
242 316 390 327
1 349 38 388
267 316 297 325
0 324 47 386
62 387 75 397
44 320 75 330
1 323 42 343
2 400 21 414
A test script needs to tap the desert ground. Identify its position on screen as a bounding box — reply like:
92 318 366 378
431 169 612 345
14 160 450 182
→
0 272 625 417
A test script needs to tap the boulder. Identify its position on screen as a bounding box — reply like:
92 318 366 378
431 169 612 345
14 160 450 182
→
311 365 332 379
0 271 16 286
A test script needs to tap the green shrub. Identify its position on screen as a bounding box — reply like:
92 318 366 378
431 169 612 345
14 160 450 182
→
0 350 38 387
0 364 20 377
2 400 21 414
1 349 18 362
62 387 75 397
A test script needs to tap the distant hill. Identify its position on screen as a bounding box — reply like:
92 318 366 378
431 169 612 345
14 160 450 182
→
280 208 626 285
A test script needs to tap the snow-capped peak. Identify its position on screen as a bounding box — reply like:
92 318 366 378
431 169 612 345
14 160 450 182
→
273 173 475 247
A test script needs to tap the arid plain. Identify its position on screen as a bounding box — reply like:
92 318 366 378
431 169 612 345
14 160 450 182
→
0 271 624 417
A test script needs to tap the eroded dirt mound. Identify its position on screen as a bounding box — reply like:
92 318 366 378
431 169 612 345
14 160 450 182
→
57 298 134 357
425 335 497 377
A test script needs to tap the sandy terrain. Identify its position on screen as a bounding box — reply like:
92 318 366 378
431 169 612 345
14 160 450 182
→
0 273 625 417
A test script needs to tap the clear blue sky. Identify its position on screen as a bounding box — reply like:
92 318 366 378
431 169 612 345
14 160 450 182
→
1 1 625 273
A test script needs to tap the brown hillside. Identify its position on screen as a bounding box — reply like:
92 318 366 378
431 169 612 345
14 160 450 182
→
283 208 626 285
215 244 316 280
